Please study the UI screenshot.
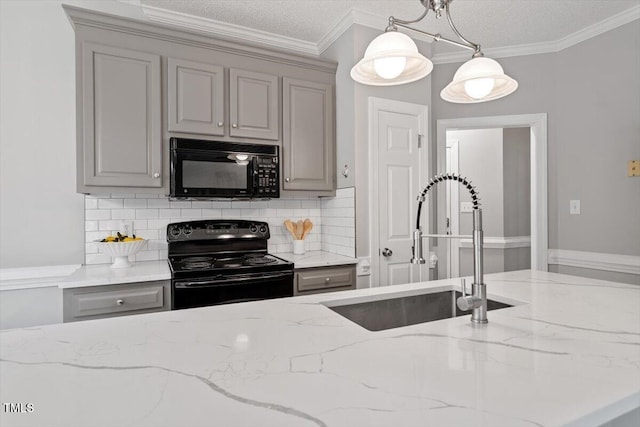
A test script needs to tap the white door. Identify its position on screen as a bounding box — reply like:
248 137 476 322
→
370 98 428 287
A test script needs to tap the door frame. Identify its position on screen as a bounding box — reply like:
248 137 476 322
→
436 113 548 272
368 97 429 287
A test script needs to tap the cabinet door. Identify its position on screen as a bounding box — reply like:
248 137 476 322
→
168 58 224 135
283 78 335 191
230 69 279 140
82 43 162 188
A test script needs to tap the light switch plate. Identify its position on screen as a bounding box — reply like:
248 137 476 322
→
570 200 581 215
356 257 371 276
628 160 640 177
460 202 474 213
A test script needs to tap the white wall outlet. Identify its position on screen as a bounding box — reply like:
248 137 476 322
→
570 200 581 215
356 257 371 276
119 221 134 235
460 202 474 213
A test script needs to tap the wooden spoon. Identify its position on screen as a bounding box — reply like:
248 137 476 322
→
284 219 297 239
296 220 304 240
301 218 313 239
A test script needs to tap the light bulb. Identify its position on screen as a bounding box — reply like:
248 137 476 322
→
464 78 495 99
373 56 407 80
236 160 249 166
235 154 248 161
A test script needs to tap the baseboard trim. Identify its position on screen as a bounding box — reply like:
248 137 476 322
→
548 249 640 275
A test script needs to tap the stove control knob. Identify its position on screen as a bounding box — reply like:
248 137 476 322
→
259 225 267 234
183 225 193 236
249 224 258 233
169 226 181 238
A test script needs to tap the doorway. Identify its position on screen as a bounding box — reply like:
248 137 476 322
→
446 127 532 278
369 97 429 287
436 114 548 279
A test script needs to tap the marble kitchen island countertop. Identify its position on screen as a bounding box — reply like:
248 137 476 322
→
1 270 639 427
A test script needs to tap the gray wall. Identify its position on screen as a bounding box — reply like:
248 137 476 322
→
503 127 531 237
0 0 85 268
432 21 640 283
321 26 356 189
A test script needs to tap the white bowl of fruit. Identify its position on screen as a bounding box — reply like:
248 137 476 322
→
97 233 146 268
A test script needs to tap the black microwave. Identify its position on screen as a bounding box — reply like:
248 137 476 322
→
170 138 280 199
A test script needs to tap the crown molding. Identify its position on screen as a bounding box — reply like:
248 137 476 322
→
548 249 640 275
140 4 320 56
94 2 639 63
432 4 640 64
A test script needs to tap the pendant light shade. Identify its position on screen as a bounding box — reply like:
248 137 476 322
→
441 57 518 103
350 31 433 86
350 0 519 103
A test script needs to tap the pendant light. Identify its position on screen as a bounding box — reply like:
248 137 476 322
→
350 0 518 103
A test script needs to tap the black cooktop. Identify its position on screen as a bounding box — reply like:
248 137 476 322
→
169 253 292 279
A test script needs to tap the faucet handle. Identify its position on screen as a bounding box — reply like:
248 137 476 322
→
460 278 467 297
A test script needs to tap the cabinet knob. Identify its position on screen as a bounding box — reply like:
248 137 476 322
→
116 299 124 306
153 172 160 179
325 277 331 283
232 123 238 128
217 122 223 127
285 177 290 182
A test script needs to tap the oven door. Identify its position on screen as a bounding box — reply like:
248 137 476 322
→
171 147 256 198
172 271 293 310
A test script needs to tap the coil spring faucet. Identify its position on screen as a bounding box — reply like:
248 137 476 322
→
411 173 487 324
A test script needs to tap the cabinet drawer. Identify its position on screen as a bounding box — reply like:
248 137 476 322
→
296 266 355 293
68 284 164 319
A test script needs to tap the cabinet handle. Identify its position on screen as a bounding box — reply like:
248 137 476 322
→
232 123 238 128
217 122 223 127
153 173 160 179
285 177 290 182
116 299 124 306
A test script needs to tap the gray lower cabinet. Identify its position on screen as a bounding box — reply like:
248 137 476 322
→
79 43 162 191
63 281 170 322
283 78 335 191
294 265 356 296
167 58 225 135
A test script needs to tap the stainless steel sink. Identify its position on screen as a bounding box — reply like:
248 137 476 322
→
326 290 512 331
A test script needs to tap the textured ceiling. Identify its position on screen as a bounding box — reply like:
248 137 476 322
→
140 0 639 53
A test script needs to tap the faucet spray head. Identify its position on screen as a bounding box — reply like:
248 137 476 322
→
410 229 426 264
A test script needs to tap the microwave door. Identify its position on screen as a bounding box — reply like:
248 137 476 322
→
173 150 253 198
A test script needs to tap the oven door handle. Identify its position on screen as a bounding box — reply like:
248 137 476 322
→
174 271 292 288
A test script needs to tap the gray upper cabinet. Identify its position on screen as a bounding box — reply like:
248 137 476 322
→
230 69 279 140
283 78 335 191
167 58 224 135
80 43 162 190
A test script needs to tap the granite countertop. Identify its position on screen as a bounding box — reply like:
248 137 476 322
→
1 270 639 427
276 251 357 269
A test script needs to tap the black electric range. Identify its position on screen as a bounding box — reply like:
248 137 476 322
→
167 220 293 310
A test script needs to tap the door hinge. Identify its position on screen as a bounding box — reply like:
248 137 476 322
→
418 134 424 148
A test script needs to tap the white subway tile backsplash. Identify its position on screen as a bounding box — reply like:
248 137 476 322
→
124 199 147 209
85 188 356 265
86 210 111 220
85 198 98 209
111 209 136 220
147 199 171 208
170 201 191 209
136 209 159 219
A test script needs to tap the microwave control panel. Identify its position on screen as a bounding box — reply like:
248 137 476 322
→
256 157 279 197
